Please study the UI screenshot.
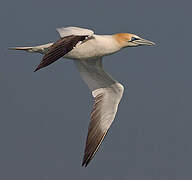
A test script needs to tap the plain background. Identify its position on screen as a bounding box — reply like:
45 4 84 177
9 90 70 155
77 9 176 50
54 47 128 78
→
0 0 192 179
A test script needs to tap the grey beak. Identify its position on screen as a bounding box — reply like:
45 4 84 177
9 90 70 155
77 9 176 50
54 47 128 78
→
135 38 155 46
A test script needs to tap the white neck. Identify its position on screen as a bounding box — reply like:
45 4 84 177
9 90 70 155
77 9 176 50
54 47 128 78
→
93 34 122 56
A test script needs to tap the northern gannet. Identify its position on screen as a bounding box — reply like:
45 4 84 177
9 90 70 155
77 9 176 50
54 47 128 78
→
10 27 155 167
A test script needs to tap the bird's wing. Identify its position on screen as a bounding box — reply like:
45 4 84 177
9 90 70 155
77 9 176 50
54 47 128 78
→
34 35 88 72
74 59 124 167
34 27 94 72
57 26 94 37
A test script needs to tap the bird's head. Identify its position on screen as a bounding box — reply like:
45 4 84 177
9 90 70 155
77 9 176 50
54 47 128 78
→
114 33 155 48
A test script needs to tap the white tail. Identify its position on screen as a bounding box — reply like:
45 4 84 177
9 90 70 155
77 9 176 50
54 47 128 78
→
9 42 53 54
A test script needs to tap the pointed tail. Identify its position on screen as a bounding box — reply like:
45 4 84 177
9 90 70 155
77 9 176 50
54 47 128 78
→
9 46 35 52
9 43 53 54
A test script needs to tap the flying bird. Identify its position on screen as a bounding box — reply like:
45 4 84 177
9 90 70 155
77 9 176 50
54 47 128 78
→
10 27 155 167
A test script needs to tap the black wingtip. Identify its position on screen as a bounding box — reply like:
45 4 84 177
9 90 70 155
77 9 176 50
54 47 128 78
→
82 160 86 167
82 157 89 167
34 67 39 72
34 64 42 72
82 155 93 167
82 162 88 167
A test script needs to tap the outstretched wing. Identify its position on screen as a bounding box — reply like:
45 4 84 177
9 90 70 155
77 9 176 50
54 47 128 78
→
34 35 88 72
74 59 124 167
57 26 94 37
34 27 94 72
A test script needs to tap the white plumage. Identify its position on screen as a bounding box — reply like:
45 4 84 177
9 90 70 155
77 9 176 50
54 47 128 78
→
9 26 155 167
57 26 94 37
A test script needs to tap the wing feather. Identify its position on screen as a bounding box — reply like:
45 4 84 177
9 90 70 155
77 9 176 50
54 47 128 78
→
75 59 124 167
57 26 94 37
34 35 88 72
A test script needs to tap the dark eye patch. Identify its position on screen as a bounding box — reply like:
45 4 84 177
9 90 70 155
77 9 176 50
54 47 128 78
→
131 37 140 41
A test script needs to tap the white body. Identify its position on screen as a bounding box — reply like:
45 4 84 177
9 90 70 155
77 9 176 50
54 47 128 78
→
64 35 121 60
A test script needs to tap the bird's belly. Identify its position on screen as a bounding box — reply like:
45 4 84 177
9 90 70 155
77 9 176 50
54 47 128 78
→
65 49 99 60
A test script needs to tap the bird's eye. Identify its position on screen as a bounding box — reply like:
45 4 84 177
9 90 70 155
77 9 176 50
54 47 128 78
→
131 37 140 41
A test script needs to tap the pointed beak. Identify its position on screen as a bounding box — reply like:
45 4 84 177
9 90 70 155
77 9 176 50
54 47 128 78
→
135 38 155 46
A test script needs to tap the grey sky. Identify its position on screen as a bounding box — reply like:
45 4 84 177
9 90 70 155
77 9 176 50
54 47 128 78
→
0 0 192 179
